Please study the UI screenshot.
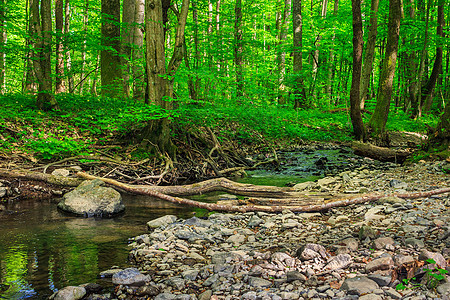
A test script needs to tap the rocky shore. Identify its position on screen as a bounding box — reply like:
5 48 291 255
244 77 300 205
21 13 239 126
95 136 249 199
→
52 159 450 300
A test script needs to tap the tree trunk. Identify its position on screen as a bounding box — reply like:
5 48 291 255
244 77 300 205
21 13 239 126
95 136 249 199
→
292 0 307 109
360 0 379 109
144 0 189 155
326 0 339 103
234 0 243 99
101 0 123 97
368 0 401 136
404 0 418 114
350 0 365 141
31 0 59 110
277 0 291 105
0 0 6 94
121 0 135 98
64 0 74 93
79 0 89 94
55 0 66 94
131 0 145 100
24 0 37 94
422 0 444 112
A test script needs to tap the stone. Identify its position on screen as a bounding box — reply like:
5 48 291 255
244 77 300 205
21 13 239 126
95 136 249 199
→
404 237 425 249
183 216 212 228
389 179 408 189
372 237 395 249
53 286 86 300
165 277 185 290
385 287 403 299
419 249 447 267
359 225 377 240
226 234 245 245
248 276 272 288
293 181 316 191
248 215 264 228
367 274 392 286
325 254 352 271
286 271 307 283
58 179 124 217
182 269 199 281
365 255 394 273
147 215 177 229
437 282 450 295
317 177 337 186
359 294 382 300
52 168 70 177
296 243 329 260
340 276 379 295
393 254 415 266
112 268 149 286
340 237 359 251
0 186 7 198
154 293 176 300
136 285 160 297
198 290 213 300
99 268 123 278
175 230 204 241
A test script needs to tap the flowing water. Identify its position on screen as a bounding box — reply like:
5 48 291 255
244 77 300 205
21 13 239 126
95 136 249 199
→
0 148 368 299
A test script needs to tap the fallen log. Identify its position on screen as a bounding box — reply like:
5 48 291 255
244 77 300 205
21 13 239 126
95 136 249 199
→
0 169 83 186
77 172 450 213
351 141 411 163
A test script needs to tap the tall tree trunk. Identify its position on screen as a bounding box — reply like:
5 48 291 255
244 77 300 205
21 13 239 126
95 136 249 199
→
101 0 123 97
131 0 145 100
91 51 100 95
350 0 365 140
121 0 135 98
368 0 401 137
277 0 291 104
31 0 59 110
360 0 379 109
0 0 6 94
79 0 89 93
292 0 307 109
326 0 339 103
24 0 37 93
55 0 66 94
404 0 418 114
412 0 431 118
144 0 189 155
422 0 444 112
234 0 243 99
216 0 221 72
64 0 74 92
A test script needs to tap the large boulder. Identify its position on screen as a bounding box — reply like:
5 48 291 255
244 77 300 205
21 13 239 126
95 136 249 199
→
58 179 124 217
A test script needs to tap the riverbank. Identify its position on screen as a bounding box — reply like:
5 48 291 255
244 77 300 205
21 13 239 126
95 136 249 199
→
51 159 450 300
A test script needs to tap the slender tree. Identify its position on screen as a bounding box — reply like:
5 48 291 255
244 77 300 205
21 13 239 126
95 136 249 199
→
292 0 307 108
234 0 243 99
0 0 6 94
360 0 379 109
350 0 364 140
277 0 291 104
101 0 123 97
368 0 401 136
55 0 66 94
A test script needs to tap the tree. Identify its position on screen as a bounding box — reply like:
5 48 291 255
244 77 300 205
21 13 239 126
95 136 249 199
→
234 0 243 99
368 0 401 136
101 0 123 97
55 0 66 94
143 0 189 155
292 0 307 108
30 0 59 110
277 0 291 104
350 0 364 140
0 0 5 94
359 0 379 109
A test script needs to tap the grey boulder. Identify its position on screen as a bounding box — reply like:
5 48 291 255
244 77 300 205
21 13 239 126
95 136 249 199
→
58 179 124 217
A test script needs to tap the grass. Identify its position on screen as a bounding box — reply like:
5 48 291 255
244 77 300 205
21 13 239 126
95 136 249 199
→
0 94 440 161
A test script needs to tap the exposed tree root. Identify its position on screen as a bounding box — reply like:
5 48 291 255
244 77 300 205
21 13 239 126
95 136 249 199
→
77 172 450 213
352 141 411 163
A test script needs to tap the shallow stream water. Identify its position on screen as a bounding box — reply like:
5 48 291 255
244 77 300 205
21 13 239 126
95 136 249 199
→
0 148 370 299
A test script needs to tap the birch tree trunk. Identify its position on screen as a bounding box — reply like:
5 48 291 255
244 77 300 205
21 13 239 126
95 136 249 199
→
368 0 401 137
360 0 379 109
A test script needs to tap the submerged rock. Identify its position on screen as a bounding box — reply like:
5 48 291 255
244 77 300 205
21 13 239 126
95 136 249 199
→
58 179 124 217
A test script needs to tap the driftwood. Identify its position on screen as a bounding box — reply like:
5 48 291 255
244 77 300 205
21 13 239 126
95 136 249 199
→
2 168 449 213
77 172 450 213
351 141 411 163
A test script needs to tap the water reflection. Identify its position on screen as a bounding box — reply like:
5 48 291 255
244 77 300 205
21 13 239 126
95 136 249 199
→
0 195 195 299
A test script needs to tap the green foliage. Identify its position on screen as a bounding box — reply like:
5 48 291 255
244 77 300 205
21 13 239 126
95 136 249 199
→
395 258 448 291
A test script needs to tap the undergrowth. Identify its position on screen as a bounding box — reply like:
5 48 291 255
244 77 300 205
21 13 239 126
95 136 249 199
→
0 94 439 161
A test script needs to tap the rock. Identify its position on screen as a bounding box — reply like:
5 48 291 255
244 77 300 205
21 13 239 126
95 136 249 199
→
183 216 212 228
80 283 103 294
296 243 329 261
340 276 379 295
286 271 307 283
359 225 377 240
226 234 245 245
175 230 204 241
389 179 408 189
317 177 337 186
154 293 176 300
58 179 124 217
248 276 272 288
365 255 394 272
393 254 415 266
359 294 382 300
0 186 7 198
147 215 177 229
340 237 359 251
182 269 199 281
419 250 447 267
367 274 392 286
99 268 123 278
325 254 352 271
53 286 86 300
52 168 70 177
372 237 395 249
385 287 403 299
404 237 425 249
165 277 185 290
437 282 450 295
293 181 316 191
136 285 160 297
248 215 264 227
112 268 149 286
198 290 212 300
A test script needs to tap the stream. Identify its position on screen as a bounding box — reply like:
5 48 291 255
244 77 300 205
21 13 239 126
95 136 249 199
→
0 147 386 299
